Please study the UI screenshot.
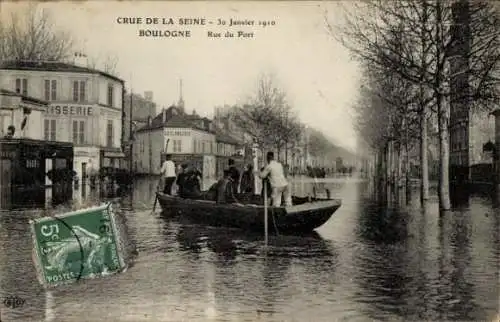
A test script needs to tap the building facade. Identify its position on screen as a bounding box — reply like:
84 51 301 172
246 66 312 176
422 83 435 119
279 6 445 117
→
133 106 242 188
0 60 125 181
0 89 74 208
0 89 46 140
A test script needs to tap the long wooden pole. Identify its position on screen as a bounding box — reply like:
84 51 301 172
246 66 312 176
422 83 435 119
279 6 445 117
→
264 180 268 247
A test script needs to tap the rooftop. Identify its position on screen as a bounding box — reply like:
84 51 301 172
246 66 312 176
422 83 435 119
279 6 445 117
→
0 60 124 83
136 108 243 145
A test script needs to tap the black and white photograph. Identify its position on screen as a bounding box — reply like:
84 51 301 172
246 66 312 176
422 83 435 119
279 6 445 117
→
0 1 498 321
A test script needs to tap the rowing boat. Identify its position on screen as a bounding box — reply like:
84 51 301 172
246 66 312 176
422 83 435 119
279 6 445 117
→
156 192 341 233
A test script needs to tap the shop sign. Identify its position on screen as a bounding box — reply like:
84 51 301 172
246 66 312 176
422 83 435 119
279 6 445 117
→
46 105 93 116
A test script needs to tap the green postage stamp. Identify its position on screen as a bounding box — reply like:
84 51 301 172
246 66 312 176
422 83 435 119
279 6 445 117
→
30 203 126 287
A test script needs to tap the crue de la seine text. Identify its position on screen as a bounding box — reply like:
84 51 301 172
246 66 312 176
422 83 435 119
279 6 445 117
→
115 16 277 39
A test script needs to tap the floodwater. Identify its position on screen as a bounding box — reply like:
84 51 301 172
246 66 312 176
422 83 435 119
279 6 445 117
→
0 177 498 322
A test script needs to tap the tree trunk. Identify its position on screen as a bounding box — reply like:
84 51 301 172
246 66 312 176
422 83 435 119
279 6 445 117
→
420 110 430 204
397 142 403 187
435 0 451 211
438 93 451 210
405 138 411 204
386 142 391 186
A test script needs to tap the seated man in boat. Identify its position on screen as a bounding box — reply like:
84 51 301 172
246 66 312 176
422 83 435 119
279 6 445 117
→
175 164 188 196
256 152 292 207
227 158 240 193
215 170 238 204
240 164 255 194
179 166 203 199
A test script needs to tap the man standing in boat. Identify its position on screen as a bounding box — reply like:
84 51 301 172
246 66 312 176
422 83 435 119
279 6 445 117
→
160 154 176 195
256 151 292 207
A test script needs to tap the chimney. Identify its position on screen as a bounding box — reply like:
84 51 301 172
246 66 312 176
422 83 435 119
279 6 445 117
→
144 91 153 101
162 108 167 123
73 52 88 68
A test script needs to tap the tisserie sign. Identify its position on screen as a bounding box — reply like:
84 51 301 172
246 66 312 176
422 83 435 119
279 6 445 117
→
45 105 93 116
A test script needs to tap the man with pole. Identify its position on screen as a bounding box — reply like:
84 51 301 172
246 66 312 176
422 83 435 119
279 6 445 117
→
160 153 176 195
256 151 292 207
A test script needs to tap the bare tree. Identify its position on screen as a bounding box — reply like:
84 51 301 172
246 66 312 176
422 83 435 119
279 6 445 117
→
0 5 74 61
331 0 499 210
88 53 119 75
233 73 303 158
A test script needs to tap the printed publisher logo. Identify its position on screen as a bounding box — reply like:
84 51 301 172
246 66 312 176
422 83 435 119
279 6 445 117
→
3 295 25 309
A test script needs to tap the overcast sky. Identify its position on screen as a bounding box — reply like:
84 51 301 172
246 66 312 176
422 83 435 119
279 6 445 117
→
3 1 361 152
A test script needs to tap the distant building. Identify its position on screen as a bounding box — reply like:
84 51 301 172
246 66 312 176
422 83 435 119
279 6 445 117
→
448 1 496 183
0 60 125 181
123 91 157 144
133 107 242 186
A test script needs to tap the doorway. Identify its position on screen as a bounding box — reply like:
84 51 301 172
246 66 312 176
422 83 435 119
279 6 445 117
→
0 159 12 209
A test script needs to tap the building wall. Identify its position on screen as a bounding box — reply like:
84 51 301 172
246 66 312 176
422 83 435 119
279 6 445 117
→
133 128 163 174
0 95 44 140
0 68 123 149
1 68 124 178
469 110 495 165
123 92 157 143
163 127 195 154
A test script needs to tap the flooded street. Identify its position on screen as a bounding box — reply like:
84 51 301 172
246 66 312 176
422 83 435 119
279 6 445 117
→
1 177 498 321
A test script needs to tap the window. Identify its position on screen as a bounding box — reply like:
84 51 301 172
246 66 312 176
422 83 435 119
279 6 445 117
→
173 139 182 153
72 120 85 144
107 120 114 147
44 119 56 141
73 80 86 102
26 160 40 168
44 80 57 101
202 141 206 153
107 84 114 107
193 139 197 153
15 78 28 95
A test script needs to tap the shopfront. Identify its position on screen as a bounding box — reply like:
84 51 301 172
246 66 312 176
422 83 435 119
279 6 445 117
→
0 138 73 209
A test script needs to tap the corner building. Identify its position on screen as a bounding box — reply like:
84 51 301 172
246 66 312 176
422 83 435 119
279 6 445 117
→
0 61 125 180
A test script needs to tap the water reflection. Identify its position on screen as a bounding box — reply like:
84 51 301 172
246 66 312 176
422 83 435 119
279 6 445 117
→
0 177 498 321
352 184 499 321
0 212 47 322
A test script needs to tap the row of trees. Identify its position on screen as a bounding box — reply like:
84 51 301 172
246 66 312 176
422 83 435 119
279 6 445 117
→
0 5 118 74
232 73 339 166
332 0 499 210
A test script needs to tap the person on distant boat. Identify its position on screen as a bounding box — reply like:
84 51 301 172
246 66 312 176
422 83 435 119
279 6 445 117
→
160 154 176 195
227 158 240 193
256 152 292 207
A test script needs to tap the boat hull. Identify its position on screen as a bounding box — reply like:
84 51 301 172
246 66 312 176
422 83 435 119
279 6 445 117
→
156 192 341 233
